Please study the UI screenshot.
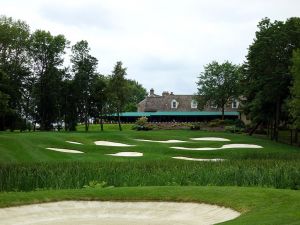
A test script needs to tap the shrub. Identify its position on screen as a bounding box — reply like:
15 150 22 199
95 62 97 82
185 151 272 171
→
132 117 153 131
136 117 148 126
234 119 245 128
190 122 201 130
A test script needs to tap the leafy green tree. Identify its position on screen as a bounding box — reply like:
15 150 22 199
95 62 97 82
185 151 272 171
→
124 79 147 112
60 78 78 131
197 61 241 120
243 17 300 140
30 30 68 130
289 49 300 129
109 61 128 131
0 16 31 130
0 70 10 130
71 40 98 132
90 74 109 131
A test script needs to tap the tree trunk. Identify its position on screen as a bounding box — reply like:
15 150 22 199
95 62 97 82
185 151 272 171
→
221 106 224 120
85 114 88 132
100 108 104 131
295 129 298 145
1 115 4 131
249 121 262 136
64 113 67 131
117 109 122 131
273 100 280 142
271 118 275 140
290 129 293 145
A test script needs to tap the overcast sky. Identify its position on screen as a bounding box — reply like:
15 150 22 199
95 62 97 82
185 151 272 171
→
1 0 299 95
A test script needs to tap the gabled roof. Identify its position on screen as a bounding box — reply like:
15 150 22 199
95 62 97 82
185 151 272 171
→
142 95 197 112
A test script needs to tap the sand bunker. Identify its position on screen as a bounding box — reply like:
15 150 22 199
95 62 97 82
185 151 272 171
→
94 141 135 147
172 156 225 162
46 148 84 154
171 144 263 151
0 201 240 225
66 141 83 145
190 137 230 141
107 152 143 157
134 139 187 143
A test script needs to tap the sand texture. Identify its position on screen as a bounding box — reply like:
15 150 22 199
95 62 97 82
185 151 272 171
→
107 152 143 157
171 144 263 151
94 141 135 147
0 201 240 225
46 148 84 154
190 137 230 141
134 139 187 143
172 156 225 162
66 141 83 145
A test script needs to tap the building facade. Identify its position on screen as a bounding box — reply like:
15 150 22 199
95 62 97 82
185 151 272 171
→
138 88 239 113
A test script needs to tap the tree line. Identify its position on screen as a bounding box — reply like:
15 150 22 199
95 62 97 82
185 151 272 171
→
197 17 300 141
0 16 147 131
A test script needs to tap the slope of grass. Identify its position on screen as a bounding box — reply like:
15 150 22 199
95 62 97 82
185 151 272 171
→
0 127 299 191
0 186 299 225
0 127 299 163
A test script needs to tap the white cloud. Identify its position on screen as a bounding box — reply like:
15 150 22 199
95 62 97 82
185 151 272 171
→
0 0 299 94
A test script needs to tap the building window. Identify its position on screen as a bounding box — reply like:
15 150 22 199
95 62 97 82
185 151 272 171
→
191 100 197 109
232 99 239 109
210 101 217 109
171 99 178 109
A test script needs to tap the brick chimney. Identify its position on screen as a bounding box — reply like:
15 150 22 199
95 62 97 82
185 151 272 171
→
150 88 154 96
162 91 170 97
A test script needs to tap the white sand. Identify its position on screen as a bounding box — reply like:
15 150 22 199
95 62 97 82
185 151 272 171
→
46 148 84 154
134 139 187 143
190 137 230 141
221 144 263 149
172 157 225 162
66 141 83 145
0 201 240 225
171 144 263 151
94 141 135 147
107 152 143 157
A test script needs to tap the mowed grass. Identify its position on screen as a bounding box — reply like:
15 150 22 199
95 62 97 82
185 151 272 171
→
0 186 300 225
1 125 300 224
0 124 299 163
0 125 299 191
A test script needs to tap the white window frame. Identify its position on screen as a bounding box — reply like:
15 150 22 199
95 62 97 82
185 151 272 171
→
210 102 218 109
191 100 198 109
232 99 239 109
171 99 178 109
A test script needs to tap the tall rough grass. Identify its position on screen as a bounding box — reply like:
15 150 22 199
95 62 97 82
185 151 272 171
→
0 160 299 191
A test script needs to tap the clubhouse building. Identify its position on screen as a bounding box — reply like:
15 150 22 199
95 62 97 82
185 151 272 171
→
113 89 242 123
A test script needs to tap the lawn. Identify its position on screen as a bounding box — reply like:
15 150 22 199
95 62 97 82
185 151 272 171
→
0 186 300 225
1 125 299 163
0 124 299 224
